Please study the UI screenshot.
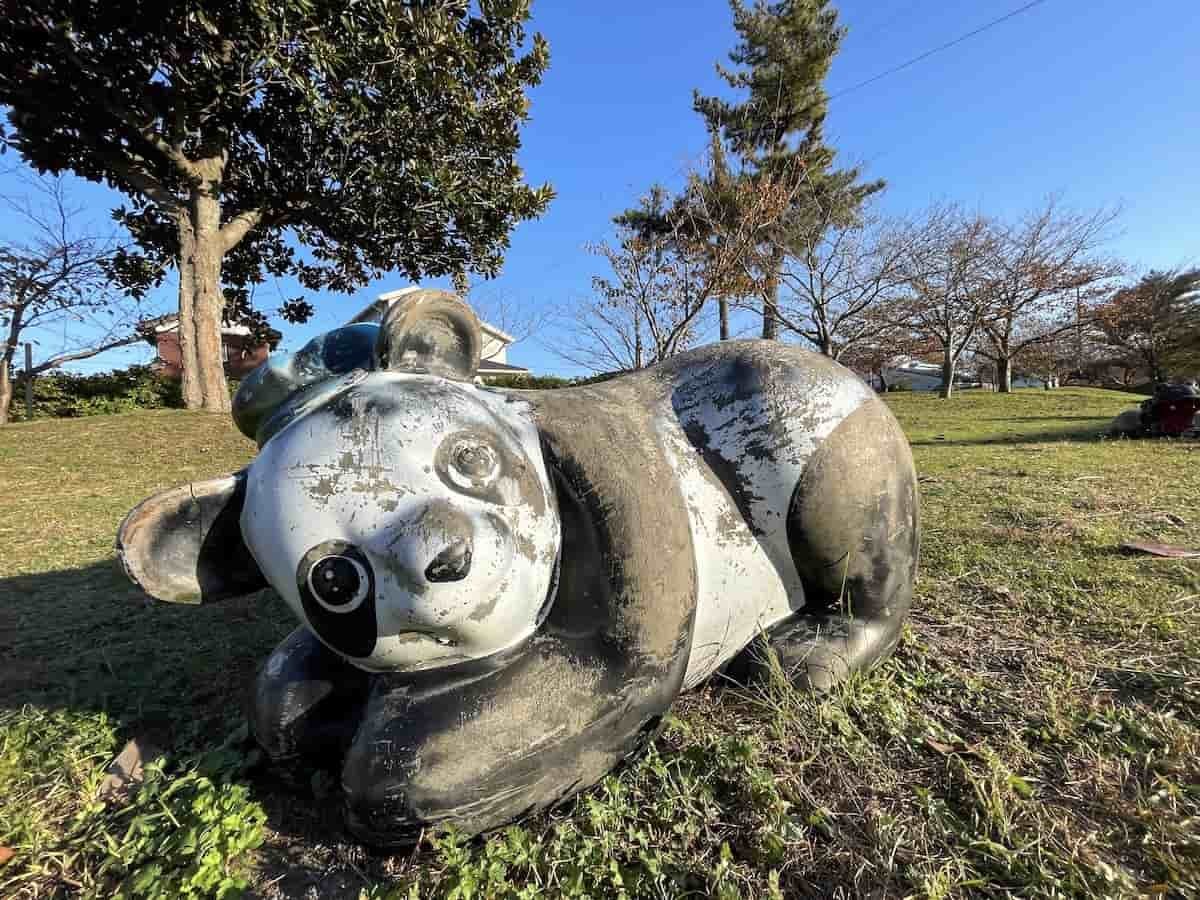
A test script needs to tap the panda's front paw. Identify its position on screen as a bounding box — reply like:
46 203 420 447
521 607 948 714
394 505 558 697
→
251 628 371 763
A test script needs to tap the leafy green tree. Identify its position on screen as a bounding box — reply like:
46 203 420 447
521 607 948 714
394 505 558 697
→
695 0 881 338
0 1 552 410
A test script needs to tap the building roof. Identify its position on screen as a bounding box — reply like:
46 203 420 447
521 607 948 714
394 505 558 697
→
138 314 282 345
478 359 529 375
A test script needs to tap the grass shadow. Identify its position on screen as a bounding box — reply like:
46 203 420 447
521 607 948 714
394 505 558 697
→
909 420 1111 447
0 559 393 862
976 415 1124 423
0 558 291 740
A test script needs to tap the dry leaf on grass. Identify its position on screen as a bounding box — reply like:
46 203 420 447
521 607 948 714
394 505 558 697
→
1120 541 1200 559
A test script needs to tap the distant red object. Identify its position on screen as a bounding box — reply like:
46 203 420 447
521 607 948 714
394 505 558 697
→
1153 398 1200 436
1142 385 1200 437
142 317 281 379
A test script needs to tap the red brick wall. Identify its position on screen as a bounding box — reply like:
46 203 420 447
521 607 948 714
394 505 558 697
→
154 332 184 377
153 332 271 379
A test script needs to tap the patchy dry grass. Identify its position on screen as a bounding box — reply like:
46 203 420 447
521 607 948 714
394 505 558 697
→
1 389 1197 898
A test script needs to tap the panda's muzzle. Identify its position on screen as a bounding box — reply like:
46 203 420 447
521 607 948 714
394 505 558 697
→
424 538 473 583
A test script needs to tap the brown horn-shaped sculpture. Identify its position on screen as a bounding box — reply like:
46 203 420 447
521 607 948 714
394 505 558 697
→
373 289 482 381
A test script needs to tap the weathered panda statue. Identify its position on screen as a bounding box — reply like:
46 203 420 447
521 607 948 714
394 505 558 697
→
117 289 919 846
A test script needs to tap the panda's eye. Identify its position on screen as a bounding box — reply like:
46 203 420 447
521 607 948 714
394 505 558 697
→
447 440 500 487
306 554 370 613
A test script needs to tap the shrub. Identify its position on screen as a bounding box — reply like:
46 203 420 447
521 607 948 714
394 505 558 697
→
9 366 187 420
483 373 576 390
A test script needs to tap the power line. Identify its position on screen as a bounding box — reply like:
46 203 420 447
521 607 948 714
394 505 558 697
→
830 0 1049 101
850 2 922 43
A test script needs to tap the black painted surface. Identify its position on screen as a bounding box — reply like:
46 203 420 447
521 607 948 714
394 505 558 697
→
296 542 378 660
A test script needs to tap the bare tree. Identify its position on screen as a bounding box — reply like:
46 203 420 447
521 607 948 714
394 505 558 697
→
836 301 922 391
899 206 997 399
975 198 1121 392
458 283 551 367
558 164 795 374
554 188 683 373
0 177 148 423
765 197 911 359
1018 322 1079 389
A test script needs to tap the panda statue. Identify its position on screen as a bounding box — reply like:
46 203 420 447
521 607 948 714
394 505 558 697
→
117 289 919 846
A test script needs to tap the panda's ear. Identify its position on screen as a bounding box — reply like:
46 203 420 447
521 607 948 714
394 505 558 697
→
117 473 267 604
374 289 482 381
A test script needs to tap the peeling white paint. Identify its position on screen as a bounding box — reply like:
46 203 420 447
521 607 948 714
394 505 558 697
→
659 356 876 688
241 372 560 672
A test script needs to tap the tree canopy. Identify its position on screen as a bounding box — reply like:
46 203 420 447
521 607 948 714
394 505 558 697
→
1096 268 1200 385
0 0 552 408
695 0 881 338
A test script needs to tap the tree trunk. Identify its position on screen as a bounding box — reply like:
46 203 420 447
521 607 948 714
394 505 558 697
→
177 216 202 408
760 249 782 340
877 369 889 393
820 337 833 357
0 359 11 425
939 350 955 400
761 294 779 339
997 356 1012 393
719 298 729 341
178 177 231 413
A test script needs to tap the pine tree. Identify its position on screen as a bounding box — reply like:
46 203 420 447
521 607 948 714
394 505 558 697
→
695 0 881 338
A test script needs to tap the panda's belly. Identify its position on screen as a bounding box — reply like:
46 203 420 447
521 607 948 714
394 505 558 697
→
651 411 796 689
650 353 876 690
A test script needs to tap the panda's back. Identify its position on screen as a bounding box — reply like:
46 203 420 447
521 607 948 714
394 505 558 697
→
522 341 879 690
652 342 879 687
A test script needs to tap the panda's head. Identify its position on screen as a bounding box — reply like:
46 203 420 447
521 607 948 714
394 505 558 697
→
117 291 560 672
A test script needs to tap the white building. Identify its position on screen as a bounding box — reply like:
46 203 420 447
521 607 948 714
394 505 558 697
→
868 357 1044 392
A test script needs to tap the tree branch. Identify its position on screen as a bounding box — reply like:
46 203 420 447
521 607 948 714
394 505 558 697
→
29 331 145 376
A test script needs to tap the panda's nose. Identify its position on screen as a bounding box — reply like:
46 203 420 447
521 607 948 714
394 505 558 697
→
424 538 473 583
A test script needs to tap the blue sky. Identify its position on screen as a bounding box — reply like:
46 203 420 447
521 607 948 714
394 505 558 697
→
4 0 1198 375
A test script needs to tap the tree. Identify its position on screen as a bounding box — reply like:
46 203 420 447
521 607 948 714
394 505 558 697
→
679 127 745 341
0 177 146 424
460 284 549 366
975 199 1120 392
695 0 881 339
580 188 683 372
899 206 997 399
0 1 552 412
767 196 911 359
836 302 921 392
1095 268 1200 385
561 167 794 373
1017 322 1077 390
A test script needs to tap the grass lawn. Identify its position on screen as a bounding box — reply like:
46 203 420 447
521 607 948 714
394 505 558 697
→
1 388 1197 898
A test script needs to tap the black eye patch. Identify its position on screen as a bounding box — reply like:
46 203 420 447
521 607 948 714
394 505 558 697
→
296 541 377 659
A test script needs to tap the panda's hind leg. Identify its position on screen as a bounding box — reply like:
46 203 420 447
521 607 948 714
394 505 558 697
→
250 627 372 763
748 399 919 693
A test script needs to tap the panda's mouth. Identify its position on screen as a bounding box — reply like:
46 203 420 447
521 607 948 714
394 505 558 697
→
391 629 458 649
346 629 469 673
